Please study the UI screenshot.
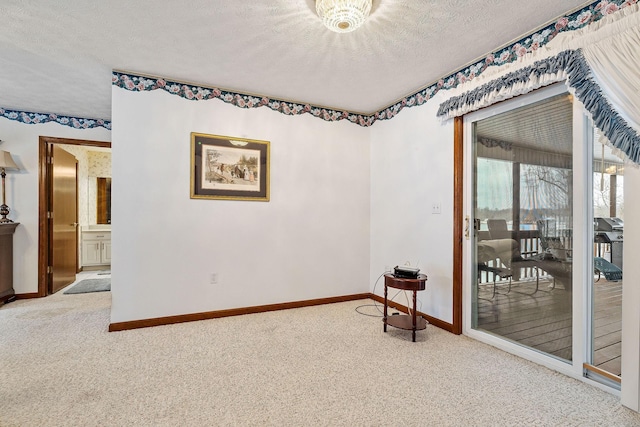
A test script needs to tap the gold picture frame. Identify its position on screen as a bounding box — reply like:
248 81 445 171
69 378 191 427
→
190 132 270 201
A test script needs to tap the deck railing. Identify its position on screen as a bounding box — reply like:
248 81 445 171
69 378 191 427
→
478 230 572 285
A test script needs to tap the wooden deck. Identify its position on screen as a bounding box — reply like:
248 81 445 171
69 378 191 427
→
476 276 621 376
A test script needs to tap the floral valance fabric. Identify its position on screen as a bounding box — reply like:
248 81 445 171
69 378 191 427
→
567 50 640 164
437 49 640 165
436 51 572 120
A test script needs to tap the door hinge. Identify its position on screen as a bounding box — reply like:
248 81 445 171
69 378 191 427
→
47 211 53 219
47 156 53 164
47 266 53 274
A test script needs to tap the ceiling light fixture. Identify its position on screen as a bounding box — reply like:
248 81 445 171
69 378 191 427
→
316 0 372 33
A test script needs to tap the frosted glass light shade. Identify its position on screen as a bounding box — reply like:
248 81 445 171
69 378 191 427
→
316 0 372 33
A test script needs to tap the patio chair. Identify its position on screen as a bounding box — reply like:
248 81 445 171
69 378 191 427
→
594 257 622 282
477 238 540 298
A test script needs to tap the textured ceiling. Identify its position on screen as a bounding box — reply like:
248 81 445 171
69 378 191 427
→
0 0 592 121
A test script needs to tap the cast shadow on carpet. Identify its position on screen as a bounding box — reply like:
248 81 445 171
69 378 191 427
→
63 278 111 294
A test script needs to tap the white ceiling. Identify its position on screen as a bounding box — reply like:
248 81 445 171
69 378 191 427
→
0 0 592 121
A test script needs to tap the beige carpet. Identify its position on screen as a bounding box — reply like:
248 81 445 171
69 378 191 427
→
1 292 639 427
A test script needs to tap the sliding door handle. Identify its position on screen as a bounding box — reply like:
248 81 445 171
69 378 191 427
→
464 216 470 240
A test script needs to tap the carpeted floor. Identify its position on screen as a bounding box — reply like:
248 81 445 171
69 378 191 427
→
1 292 639 426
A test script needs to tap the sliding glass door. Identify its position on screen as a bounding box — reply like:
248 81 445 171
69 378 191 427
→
471 90 574 362
587 133 624 385
464 83 624 390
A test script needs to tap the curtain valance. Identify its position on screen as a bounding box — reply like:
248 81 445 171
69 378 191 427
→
436 51 571 120
437 49 640 165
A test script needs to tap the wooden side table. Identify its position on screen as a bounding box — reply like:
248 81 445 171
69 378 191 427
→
383 273 427 342
0 223 19 305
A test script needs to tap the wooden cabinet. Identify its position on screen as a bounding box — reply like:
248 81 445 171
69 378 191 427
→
0 223 18 304
81 229 111 267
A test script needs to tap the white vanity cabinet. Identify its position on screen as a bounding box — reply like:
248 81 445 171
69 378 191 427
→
81 229 111 267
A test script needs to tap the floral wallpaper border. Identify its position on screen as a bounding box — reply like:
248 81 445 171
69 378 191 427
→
0 107 111 130
111 72 376 127
2 0 634 130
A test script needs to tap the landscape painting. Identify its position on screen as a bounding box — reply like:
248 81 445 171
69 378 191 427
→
190 133 270 201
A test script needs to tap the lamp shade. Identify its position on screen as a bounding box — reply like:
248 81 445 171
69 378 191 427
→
0 151 18 170
316 0 372 33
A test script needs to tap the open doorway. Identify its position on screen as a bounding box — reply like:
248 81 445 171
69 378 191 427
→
38 136 111 296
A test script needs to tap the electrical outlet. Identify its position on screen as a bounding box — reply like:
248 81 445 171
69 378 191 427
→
432 202 441 214
210 273 218 285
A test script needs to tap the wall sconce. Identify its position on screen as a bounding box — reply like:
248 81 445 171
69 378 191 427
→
0 150 19 223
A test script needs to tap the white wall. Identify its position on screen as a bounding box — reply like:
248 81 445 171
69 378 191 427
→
110 88 371 323
0 119 110 294
370 93 455 323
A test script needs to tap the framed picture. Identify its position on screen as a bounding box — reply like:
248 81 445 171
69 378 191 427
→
190 132 270 201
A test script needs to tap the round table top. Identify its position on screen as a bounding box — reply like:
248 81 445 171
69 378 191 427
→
384 273 427 290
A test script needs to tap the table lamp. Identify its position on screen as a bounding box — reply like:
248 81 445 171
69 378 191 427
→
0 150 19 223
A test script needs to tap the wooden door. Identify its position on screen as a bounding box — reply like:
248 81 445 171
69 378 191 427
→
51 145 78 293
